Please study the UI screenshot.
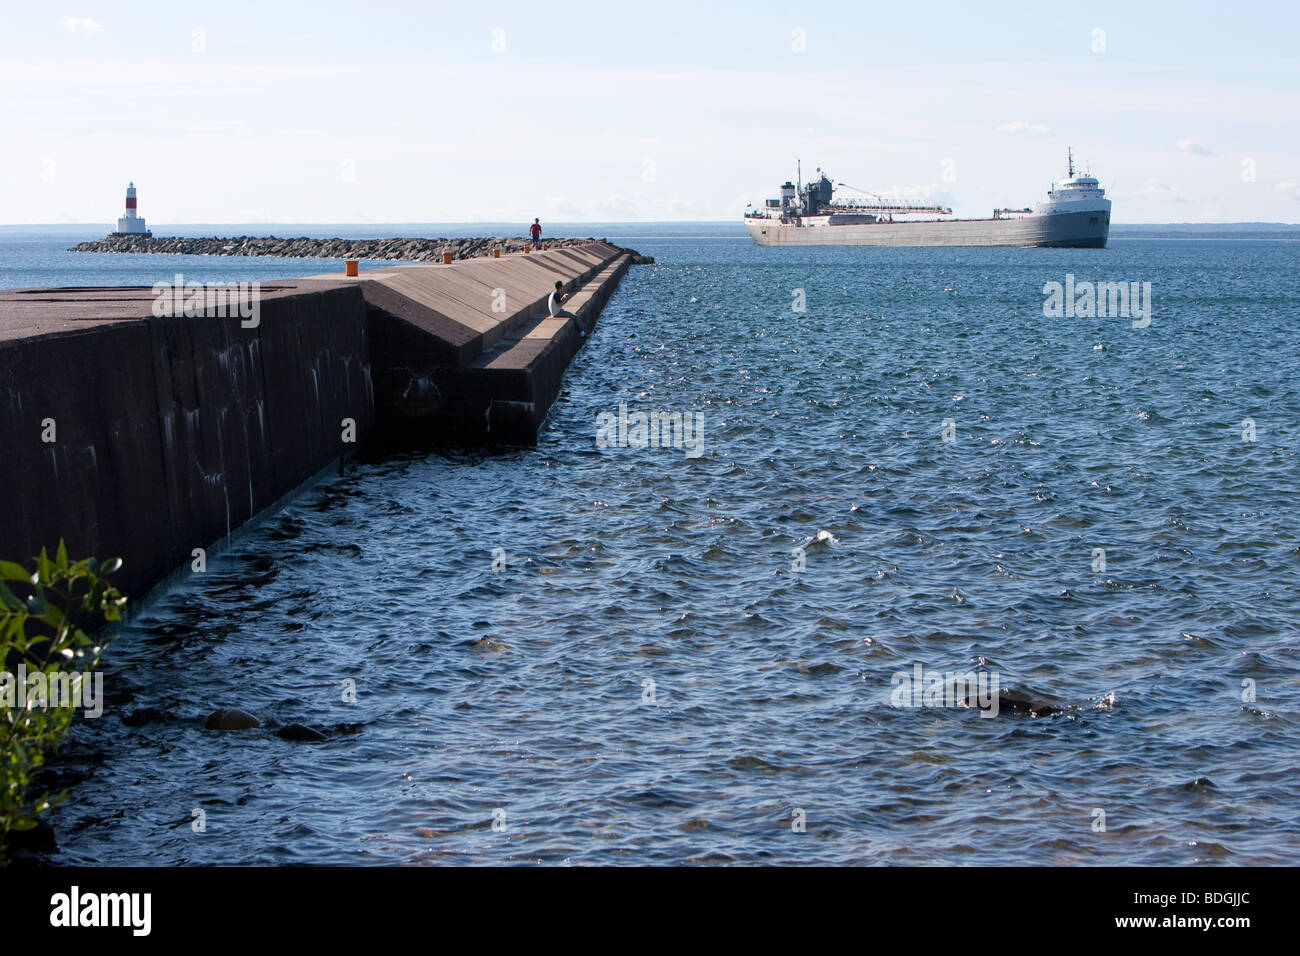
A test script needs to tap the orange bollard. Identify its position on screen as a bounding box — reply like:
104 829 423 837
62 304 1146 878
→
493 248 501 258
442 251 452 265
344 259 359 277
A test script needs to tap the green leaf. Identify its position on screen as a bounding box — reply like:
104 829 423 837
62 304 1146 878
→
0 581 25 612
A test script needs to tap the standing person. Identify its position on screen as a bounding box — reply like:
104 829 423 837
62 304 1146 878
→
548 280 584 337
530 218 542 245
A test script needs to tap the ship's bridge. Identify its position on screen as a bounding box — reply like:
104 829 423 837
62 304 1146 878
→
1047 174 1105 203
1039 153 1110 216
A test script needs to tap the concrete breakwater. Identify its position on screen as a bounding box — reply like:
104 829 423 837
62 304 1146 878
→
1 242 643 598
68 234 624 262
0 281 372 599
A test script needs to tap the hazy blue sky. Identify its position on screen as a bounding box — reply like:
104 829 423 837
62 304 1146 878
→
3 0 1298 223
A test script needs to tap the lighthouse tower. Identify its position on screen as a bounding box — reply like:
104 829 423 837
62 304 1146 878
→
113 182 151 236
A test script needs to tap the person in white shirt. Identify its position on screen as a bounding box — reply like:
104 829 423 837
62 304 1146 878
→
548 281 577 318
548 281 585 338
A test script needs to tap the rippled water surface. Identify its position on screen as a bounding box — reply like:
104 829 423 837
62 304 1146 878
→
26 231 1300 864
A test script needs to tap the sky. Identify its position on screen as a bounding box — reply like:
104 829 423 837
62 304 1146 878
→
2 0 1298 224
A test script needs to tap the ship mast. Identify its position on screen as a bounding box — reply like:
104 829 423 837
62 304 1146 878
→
1068 147 1074 178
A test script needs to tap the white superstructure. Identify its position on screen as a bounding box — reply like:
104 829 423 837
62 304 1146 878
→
1035 154 1111 219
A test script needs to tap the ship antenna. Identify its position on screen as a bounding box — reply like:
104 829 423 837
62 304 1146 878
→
1068 147 1074 178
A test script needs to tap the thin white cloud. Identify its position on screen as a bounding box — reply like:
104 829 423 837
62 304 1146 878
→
1275 182 1300 201
998 120 1051 135
1141 179 1192 203
62 17 104 34
1176 138 1214 156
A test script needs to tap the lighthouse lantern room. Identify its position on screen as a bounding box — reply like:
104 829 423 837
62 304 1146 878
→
113 182 151 236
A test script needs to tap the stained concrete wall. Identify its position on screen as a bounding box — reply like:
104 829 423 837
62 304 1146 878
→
0 284 374 598
0 243 636 598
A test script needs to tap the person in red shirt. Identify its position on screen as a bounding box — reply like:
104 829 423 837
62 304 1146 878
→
530 218 542 244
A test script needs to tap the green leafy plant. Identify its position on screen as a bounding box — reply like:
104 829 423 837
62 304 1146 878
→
0 542 125 864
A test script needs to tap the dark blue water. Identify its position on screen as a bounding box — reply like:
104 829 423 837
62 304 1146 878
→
10 228 1300 865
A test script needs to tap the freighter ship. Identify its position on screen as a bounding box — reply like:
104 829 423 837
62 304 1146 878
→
744 151 1110 248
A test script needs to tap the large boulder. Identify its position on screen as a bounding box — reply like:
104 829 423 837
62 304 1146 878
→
203 708 261 730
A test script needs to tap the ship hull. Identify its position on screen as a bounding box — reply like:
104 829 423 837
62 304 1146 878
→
745 208 1109 248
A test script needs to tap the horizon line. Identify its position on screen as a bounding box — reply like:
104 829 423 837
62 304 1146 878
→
3 220 1300 229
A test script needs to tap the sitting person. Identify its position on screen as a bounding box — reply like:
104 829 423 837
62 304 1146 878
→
548 281 585 338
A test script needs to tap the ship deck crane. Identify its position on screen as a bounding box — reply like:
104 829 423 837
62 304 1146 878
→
832 181 952 216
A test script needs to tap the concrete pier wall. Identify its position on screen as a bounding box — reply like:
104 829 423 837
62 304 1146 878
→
303 241 632 444
0 284 374 598
0 244 639 595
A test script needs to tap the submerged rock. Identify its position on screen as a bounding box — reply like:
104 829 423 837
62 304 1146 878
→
122 707 171 727
996 692 1062 717
203 708 261 730
276 723 327 743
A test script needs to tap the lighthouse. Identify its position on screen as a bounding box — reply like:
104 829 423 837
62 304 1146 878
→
113 182 151 236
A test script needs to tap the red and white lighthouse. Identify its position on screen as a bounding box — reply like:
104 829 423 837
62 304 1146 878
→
114 181 150 235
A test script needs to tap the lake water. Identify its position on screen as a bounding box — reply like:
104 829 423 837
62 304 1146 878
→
6 225 1300 864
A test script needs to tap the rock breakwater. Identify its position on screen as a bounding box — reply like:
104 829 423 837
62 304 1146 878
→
68 234 624 262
